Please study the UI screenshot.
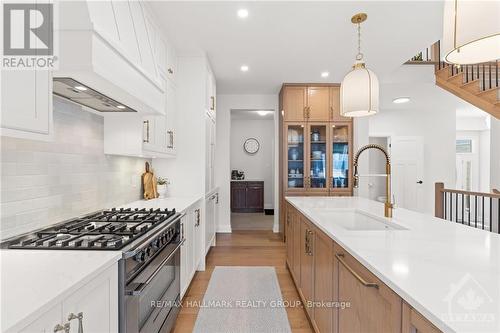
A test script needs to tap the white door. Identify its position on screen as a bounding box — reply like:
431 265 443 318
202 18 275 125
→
391 136 424 212
455 136 479 192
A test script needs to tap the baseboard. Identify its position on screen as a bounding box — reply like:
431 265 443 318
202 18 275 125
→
217 225 232 233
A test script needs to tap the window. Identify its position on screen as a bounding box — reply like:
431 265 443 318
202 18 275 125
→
456 139 472 153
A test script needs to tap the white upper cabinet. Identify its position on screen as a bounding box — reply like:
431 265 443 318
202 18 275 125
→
166 40 178 82
205 66 216 118
129 1 157 79
111 1 141 64
1 69 53 140
165 79 177 155
86 1 120 43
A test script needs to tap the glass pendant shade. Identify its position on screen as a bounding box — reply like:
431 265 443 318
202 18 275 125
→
340 63 379 117
442 0 500 65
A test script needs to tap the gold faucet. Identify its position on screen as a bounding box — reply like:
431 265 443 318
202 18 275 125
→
353 144 393 218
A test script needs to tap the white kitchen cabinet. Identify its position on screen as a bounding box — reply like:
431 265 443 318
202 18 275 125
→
112 1 141 64
17 263 118 333
165 79 177 155
205 192 218 254
1 69 53 140
205 67 216 118
129 1 157 79
205 113 216 191
18 303 62 333
166 40 178 83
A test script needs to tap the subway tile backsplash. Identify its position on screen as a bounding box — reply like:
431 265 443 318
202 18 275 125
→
0 98 150 240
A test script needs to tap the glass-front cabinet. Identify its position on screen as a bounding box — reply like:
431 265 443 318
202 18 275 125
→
285 124 305 191
330 123 352 193
306 124 328 193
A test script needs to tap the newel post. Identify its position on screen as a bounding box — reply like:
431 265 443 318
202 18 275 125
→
435 182 445 219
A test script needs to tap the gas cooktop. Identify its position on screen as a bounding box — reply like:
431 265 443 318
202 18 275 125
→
3 207 177 250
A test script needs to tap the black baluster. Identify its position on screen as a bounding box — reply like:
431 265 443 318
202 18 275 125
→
461 193 465 224
477 64 480 80
482 64 486 91
468 194 471 226
489 63 492 89
496 60 499 87
471 65 474 82
490 197 493 232
498 198 500 234
465 65 469 82
438 41 441 69
455 193 458 223
444 192 447 220
426 48 429 61
475 195 478 228
482 196 485 230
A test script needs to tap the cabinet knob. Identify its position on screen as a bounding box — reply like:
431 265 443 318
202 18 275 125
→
168 68 174 74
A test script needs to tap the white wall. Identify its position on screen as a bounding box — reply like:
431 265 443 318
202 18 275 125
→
215 94 279 233
369 106 456 216
0 98 149 240
491 117 500 191
230 117 274 209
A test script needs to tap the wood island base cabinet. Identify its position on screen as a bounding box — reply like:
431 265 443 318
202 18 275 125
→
285 203 442 333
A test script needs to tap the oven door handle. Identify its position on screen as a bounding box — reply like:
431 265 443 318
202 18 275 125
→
126 241 182 296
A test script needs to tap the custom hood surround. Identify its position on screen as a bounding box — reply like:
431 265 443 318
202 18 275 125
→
54 1 164 115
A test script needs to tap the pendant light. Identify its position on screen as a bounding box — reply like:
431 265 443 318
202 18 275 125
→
340 13 379 117
442 0 500 65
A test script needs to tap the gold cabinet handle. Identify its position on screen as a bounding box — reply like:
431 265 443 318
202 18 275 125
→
304 229 309 254
307 230 313 255
306 106 311 118
210 96 215 110
336 253 379 289
143 120 150 143
330 106 334 119
303 106 307 119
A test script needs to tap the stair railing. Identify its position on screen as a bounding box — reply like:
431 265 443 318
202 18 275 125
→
435 182 500 233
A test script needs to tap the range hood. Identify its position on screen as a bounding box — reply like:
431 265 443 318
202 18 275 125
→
54 1 164 115
53 78 136 112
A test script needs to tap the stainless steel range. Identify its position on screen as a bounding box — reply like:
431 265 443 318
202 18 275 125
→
1 207 183 333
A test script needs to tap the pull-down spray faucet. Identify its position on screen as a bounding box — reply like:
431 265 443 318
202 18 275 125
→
353 144 393 218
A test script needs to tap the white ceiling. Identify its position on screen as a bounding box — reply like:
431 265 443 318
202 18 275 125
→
149 1 444 94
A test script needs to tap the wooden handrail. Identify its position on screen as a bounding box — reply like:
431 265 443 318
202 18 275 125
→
436 184 500 199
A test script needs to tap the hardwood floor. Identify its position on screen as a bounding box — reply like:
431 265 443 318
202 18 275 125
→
172 231 314 333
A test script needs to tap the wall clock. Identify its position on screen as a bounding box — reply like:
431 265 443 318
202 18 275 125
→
244 138 260 154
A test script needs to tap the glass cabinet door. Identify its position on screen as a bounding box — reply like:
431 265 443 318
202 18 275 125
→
308 124 328 190
286 124 305 190
330 124 351 190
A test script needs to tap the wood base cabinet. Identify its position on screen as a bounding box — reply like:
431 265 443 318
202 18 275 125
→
230 181 264 212
285 204 443 333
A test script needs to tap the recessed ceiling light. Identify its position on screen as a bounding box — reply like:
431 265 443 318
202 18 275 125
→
240 65 249 72
321 72 329 78
116 105 126 109
257 110 269 116
392 97 411 104
74 86 87 91
237 9 249 18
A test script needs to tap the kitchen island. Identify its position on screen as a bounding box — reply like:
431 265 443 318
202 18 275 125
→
285 196 500 333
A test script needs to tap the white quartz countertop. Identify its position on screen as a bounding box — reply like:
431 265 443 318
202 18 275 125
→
119 196 203 213
286 196 500 333
0 250 121 332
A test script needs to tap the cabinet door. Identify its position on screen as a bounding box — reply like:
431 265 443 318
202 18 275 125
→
1 69 51 136
292 212 302 285
62 263 119 333
306 123 328 193
329 122 352 194
313 229 334 333
165 79 177 154
18 303 62 333
166 40 177 82
307 86 330 121
112 1 140 63
192 204 203 269
402 302 441 333
283 86 307 121
129 1 156 78
205 195 216 253
335 248 402 333
231 183 247 211
285 204 294 269
329 86 351 121
245 183 264 211
285 124 306 192
300 218 314 317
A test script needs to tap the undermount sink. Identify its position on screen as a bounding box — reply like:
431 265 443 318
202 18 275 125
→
315 210 408 231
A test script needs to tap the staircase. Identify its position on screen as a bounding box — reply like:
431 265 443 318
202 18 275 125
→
406 41 500 119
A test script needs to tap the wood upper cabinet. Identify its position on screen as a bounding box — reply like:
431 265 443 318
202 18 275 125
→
403 302 442 333
307 86 330 121
283 86 307 121
334 245 402 333
329 86 351 121
300 217 315 317
313 228 334 333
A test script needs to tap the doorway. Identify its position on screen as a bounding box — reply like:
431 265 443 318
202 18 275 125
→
230 109 276 231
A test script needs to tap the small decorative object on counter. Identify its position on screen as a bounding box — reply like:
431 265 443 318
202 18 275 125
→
157 177 170 199
141 162 158 200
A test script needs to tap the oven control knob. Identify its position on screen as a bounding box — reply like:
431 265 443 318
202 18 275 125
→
153 239 161 248
146 246 153 257
135 251 146 263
